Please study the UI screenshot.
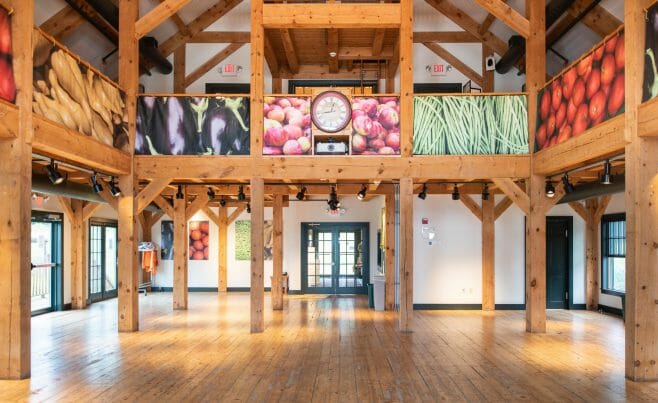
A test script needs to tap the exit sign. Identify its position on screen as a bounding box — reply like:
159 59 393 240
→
430 64 447 76
221 63 238 76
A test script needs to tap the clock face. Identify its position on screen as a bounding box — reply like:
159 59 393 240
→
311 91 351 133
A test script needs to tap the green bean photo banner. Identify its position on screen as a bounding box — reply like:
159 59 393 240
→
413 95 528 155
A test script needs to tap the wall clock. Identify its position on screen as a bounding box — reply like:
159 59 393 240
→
311 91 352 133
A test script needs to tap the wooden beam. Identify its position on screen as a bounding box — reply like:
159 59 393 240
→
271 194 284 310
147 211 164 229
39 5 85 41
584 198 599 311
97 186 118 211
482 45 494 92
137 178 171 215
399 0 413 157
482 195 495 311
184 43 244 87
0 101 17 139
327 28 339 73
202 206 221 226
568 201 588 221
263 4 401 28
117 0 140 333
188 31 250 43
413 31 479 43
153 195 174 218
173 45 186 93
637 98 658 137
227 205 246 225
69 199 88 310
155 0 190 37
159 0 243 56
218 207 228 292
0 0 32 379
493 196 513 220
272 77 282 93
423 42 484 87
250 177 265 333
280 29 299 74
399 177 413 332
173 186 188 310
56 196 75 220
185 195 210 221
567 0 621 38
264 37 279 77
473 0 530 38
384 194 395 311
251 0 264 157
478 13 497 36
337 46 395 60
32 115 131 176
533 114 625 176
372 29 386 55
82 201 102 221
425 0 507 56
594 195 611 222
492 178 529 215
459 194 483 221
135 0 193 39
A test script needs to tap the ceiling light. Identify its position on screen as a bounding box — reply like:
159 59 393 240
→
175 184 184 200
219 198 226 207
246 202 251 213
329 51 337 57
109 177 121 197
45 159 64 185
327 186 340 211
238 185 246 201
600 160 613 185
296 186 307 201
545 179 556 198
207 187 216 200
561 173 575 194
418 184 427 200
90 172 103 194
451 183 460 201
357 184 367 201
482 183 490 201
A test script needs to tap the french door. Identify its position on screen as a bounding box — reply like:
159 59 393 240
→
301 222 369 294
89 221 118 303
31 212 63 314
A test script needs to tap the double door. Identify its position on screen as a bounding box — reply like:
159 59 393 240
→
31 212 63 314
89 221 118 303
301 223 369 294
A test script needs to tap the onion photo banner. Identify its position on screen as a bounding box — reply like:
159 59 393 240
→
413 95 528 155
136 96 250 155
535 29 625 152
32 29 129 151
644 3 658 102
0 7 16 103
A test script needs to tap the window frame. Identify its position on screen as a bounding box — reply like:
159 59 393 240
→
601 212 626 296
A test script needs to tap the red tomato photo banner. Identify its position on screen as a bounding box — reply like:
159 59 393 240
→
535 29 625 152
0 7 16 103
189 221 210 261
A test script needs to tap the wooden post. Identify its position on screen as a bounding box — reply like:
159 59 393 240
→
482 45 494 92
272 194 284 310
585 199 599 311
398 0 413 157
70 200 88 309
218 207 228 293
118 0 140 332
481 196 495 311
0 0 33 379
624 0 658 382
250 0 264 156
384 193 396 311
174 45 186 93
250 178 265 332
525 0 547 333
399 178 413 332
272 77 282 94
173 188 188 309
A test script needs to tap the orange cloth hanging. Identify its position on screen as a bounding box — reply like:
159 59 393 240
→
142 250 158 274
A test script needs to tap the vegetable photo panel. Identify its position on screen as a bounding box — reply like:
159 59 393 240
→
189 221 210 261
234 220 273 261
351 96 400 155
136 96 250 155
644 3 658 102
0 7 16 103
263 96 312 155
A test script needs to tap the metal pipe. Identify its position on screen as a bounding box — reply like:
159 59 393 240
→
557 175 625 204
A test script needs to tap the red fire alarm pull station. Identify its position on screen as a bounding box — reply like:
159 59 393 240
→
422 218 429 225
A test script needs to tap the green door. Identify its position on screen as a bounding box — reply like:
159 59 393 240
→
546 217 572 309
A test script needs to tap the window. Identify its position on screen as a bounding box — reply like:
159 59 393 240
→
601 213 626 295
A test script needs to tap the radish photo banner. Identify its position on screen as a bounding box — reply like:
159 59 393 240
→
0 7 15 103
413 95 528 155
263 96 312 155
536 29 625 152
136 95 250 155
351 96 400 155
643 3 658 102
32 29 129 151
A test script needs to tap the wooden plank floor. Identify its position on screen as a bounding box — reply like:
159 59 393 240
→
1 293 657 402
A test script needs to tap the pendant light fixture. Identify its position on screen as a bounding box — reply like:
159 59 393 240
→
207 187 216 200
418 184 427 200
237 185 246 201
90 172 103 194
175 184 184 199
45 159 64 185
561 173 575 194
481 183 490 201
357 184 367 200
451 183 460 201
296 186 307 201
545 179 556 198
108 177 121 197
246 202 251 213
600 160 613 185
327 186 340 211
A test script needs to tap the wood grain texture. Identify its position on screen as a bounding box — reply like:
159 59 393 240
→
271 195 283 310
492 178 529 215
482 196 495 311
250 178 265 333
173 190 188 310
399 178 413 332
262 4 401 29
135 0 192 39
69 199 88 310
399 0 413 157
473 0 529 38
218 208 228 293
137 178 171 214
384 194 396 311
459 194 483 222
584 199 599 311
185 195 210 221
173 45 186 93
250 0 264 157
38 5 84 41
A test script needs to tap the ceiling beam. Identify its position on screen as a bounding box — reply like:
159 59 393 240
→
567 0 621 38
280 29 300 74
187 31 250 43
327 28 339 73
159 0 243 56
337 46 395 60
264 37 280 77
262 3 401 29
478 13 497 36
372 29 386 56
154 0 190 37
413 31 479 43
422 42 484 87
135 0 193 39
39 5 85 41
473 0 529 38
184 43 244 87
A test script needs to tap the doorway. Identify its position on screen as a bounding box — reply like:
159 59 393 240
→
31 212 63 315
546 216 573 309
88 220 118 303
301 222 369 294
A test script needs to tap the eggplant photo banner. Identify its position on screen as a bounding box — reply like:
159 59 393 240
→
32 29 130 151
136 96 250 156
351 96 400 155
644 3 658 102
535 29 625 152
0 7 16 103
413 95 528 155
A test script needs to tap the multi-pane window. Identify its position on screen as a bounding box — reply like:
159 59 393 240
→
601 213 626 294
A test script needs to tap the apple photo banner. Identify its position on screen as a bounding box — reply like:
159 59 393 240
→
644 3 658 102
136 96 250 155
0 7 15 103
535 29 625 151
263 96 312 155
351 96 400 155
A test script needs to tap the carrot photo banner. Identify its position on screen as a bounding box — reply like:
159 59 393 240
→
535 29 625 152
643 4 658 102
136 95 250 155
32 29 130 151
413 95 528 155
351 96 400 156
263 96 312 155
0 7 16 103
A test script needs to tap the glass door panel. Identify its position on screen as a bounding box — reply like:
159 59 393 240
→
104 227 117 293
31 221 53 312
89 221 118 303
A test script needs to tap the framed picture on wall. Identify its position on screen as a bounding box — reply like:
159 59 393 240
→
161 221 173 260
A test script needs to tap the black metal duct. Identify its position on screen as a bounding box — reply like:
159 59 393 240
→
67 0 173 75
495 0 576 74
557 176 625 204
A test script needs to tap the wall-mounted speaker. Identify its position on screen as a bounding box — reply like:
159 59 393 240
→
485 55 496 71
